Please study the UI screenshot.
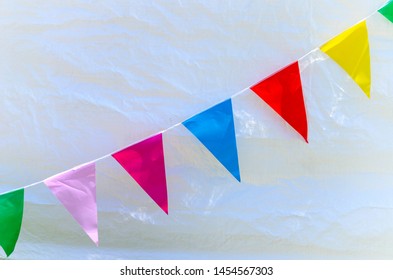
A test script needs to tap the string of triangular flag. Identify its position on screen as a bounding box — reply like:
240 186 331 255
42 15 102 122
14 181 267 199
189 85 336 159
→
0 1 392 257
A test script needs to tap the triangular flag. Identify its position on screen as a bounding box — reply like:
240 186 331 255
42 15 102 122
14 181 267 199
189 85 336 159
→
112 134 168 214
379 1 393 23
0 189 24 257
183 99 241 182
250 61 308 142
44 162 98 245
320 21 371 97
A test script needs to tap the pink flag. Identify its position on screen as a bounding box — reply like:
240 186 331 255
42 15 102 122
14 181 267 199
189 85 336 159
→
44 162 98 245
112 134 168 214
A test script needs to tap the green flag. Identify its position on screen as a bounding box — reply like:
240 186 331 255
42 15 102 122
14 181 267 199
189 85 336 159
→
0 189 24 257
379 1 393 23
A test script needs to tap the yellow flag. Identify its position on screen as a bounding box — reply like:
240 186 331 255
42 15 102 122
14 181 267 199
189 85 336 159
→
320 21 371 98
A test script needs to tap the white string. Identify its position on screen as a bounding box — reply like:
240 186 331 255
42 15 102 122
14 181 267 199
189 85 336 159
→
0 5 385 196
4 86 251 195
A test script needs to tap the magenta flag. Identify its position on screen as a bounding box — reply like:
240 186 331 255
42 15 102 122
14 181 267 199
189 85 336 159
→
44 162 98 245
112 134 168 214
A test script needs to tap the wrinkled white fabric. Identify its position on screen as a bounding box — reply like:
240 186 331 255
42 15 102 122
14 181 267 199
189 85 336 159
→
0 0 392 259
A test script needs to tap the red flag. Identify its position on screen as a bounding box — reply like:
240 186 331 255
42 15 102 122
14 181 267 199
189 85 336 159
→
112 134 168 214
250 61 308 142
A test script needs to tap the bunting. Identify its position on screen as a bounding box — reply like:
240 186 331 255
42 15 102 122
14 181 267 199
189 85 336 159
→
250 61 308 142
320 21 371 98
183 99 241 182
1 1 392 258
44 163 98 245
379 0 393 23
112 134 168 214
0 189 24 257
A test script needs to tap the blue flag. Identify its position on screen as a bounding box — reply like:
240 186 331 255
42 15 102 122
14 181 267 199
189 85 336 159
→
183 99 241 182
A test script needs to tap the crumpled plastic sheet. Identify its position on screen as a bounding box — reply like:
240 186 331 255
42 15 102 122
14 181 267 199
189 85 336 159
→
0 0 392 259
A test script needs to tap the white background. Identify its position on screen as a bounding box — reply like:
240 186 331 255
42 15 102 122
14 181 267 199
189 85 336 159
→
0 0 393 259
